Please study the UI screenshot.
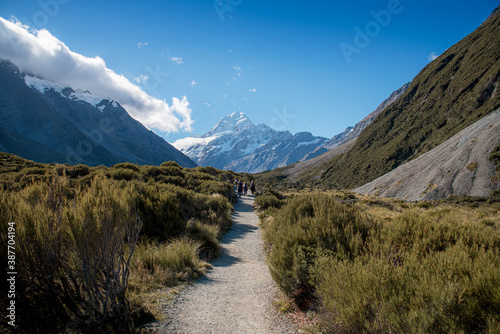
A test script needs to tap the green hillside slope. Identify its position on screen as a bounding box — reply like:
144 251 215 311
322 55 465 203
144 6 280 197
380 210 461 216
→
260 9 500 190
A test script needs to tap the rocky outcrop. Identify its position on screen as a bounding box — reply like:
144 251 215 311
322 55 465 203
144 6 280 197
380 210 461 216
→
354 109 500 200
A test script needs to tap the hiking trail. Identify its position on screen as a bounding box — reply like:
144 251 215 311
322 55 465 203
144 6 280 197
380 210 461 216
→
156 195 298 333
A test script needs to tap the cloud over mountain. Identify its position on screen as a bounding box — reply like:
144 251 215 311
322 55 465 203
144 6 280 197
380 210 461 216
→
0 16 192 133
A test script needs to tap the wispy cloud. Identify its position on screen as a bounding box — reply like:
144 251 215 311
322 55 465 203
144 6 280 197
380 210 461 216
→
233 64 242 78
169 56 183 64
134 74 149 84
137 41 148 49
427 52 439 61
189 80 199 88
0 17 193 133
249 88 257 92
203 102 211 107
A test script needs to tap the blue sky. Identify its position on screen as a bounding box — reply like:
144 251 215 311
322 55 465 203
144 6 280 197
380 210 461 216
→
0 0 498 142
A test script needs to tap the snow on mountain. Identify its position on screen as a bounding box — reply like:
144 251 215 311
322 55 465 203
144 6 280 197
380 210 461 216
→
206 111 254 136
24 75 116 110
173 112 328 173
0 60 196 167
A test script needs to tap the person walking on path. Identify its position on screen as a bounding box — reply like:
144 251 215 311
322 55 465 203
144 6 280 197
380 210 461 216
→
237 180 243 197
250 181 256 196
243 182 248 195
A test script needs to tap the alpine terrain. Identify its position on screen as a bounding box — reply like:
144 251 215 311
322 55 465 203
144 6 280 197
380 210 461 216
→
257 7 500 200
0 59 196 167
173 111 328 173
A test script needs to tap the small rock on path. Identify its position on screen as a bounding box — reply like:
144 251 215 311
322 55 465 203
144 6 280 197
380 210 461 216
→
157 195 298 334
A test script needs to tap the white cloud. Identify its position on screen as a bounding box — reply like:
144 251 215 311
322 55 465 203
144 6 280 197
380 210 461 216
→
0 17 192 133
203 102 211 107
249 88 257 92
134 74 149 84
427 52 439 61
137 41 148 49
169 56 183 64
189 80 199 88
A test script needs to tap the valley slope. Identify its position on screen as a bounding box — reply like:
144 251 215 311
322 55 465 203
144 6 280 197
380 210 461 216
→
0 60 196 167
257 7 500 198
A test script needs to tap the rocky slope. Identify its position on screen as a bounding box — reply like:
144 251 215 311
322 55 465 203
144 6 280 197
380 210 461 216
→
0 60 196 167
354 109 500 200
258 6 500 194
174 112 328 173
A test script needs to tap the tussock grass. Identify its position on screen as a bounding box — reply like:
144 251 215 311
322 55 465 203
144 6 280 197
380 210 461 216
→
129 238 208 289
0 177 142 333
0 152 237 332
257 191 500 333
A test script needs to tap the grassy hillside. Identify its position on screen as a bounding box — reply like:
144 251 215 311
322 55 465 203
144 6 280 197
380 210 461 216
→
0 152 238 333
258 11 500 191
255 190 500 333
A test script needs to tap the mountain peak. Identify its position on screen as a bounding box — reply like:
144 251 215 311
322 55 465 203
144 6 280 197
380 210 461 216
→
205 111 254 136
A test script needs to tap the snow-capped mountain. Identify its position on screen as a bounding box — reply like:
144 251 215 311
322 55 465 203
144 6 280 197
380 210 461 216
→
0 59 196 167
173 112 328 173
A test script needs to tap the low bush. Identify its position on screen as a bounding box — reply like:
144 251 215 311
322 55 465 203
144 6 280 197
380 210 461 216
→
255 193 284 210
186 219 221 260
0 177 142 333
315 209 500 333
262 193 375 306
259 191 500 333
129 238 207 289
0 152 237 332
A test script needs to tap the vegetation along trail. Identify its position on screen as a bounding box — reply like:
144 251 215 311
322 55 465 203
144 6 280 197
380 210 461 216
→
158 195 298 333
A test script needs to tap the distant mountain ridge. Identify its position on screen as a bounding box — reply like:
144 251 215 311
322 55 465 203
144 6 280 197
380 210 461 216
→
173 112 328 173
257 6 500 199
0 59 196 167
303 82 410 160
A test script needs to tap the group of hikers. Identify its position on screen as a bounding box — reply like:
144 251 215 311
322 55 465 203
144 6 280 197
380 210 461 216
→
234 178 256 197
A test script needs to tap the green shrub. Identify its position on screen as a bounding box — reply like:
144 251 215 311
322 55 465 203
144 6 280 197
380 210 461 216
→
263 193 375 304
0 177 142 333
260 192 500 333
113 162 140 172
186 219 221 260
255 193 284 210
132 182 185 241
0 152 236 330
130 238 207 288
315 210 500 333
108 167 142 181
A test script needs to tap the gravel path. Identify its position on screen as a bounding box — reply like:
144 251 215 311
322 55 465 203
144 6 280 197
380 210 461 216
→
157 195 298 334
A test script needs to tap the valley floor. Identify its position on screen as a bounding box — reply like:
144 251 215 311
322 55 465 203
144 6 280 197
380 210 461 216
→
154 195 298 333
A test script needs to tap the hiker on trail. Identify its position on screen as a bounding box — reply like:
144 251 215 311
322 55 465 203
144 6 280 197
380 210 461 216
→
250 181 256 195
243 182 248 195
235 178 239 188
237 181 243 197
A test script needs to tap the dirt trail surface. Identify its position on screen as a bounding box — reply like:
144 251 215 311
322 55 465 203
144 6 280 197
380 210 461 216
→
157 195 298 334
